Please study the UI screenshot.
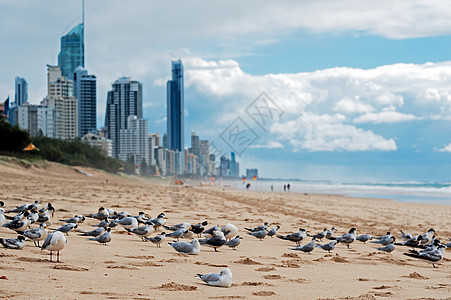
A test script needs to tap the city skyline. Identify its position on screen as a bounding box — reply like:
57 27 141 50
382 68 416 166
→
3 1 451 180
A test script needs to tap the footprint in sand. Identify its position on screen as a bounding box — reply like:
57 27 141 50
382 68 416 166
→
253 291 276 296
156 282 197 291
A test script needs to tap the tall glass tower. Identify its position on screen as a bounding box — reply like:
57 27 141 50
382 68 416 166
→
15 77 28 106
167 60 184 151
72 66 96 137
58 23 84 78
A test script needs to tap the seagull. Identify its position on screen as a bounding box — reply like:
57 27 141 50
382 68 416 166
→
113 216 138 230
169 238 200 255
325 227 337 239
221 223 238 240
89 228 112 245
78 227 105 237
309 228 328 241
203 225 219 237
0 208 6 227
246 229 267 241
8 200 41 213
151 213 167 228
199 231 226 252
267 225 280 237
404 244 446 268
133 212 150 224
3 211 31 232
166 229 188 241
191 221 208 236
244 222 269 232
225 235 243 249
54 223 78 235
277 228 307 246
374 231 391 240
27 209 39 224
197 268 232 288
60 215 86 224
110 211 131 220
22 223 48 247
127 222 154 241
290 238 317 253
316 240 339 253
399 230 412 240
370 234 394 246
356 234 372 244
145 232 166 247
41 231 67 262
336 228 357 249
420 228 436 245
0 235 26 249
90 207 110 219
376 237 396 253
92 217 111 228
164 222 191 231
396 235 423 247
36 204 55 225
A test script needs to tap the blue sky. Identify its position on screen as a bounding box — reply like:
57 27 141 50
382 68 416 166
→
2 1 451 181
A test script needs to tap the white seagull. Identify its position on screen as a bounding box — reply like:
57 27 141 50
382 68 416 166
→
197 268 233 288
41 231 67 262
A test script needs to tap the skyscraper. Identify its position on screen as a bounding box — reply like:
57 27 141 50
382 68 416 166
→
119 115 149 166
15 77 28 106
41 65 77 140
105 77 143 158
58 23 84 78
72 66 96 137
167 60 184 151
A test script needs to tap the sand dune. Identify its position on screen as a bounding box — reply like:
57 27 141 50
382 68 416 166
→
0 156 450 299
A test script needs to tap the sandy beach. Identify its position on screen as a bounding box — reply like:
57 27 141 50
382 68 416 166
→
0 156 450 299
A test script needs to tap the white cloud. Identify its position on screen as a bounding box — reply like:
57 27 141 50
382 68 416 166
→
250 141 284 149
333 97 374 114
353 110 420 124
437 143 451 152
270 113 397 152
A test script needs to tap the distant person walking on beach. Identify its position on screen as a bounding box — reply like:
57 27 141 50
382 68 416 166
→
271 185 274 192
287 183 290 192
283 185 286 192
246 183 251 190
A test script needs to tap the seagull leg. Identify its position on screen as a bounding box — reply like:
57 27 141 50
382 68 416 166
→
433 263 437 268
347 245 350 249
214 248 218 252
49 251 53 262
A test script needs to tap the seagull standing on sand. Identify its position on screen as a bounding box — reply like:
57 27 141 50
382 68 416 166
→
78 227 105 237
197 268 233 288
127 222 154 241
267 225 280 237
309 229 328 241
90 207 110 219
246 229 267 241
377 238 396 253
356 234 372 244
404 244 446 268
325 227 337 240
290 238 317 253
169 238 200 255
145 232 166 247
336 228 357 249
225 235 243 249
89 228 112 245
113 216 138 230
166 229 188 241
420 228 436 245
23 223 48 247
60 215 86 224
191 221 208 237
399 230 412 240
199 231 226 252
0 235 26 249
316 240 339 253
55 223 78 236
221 223 238 241
41 231 67 262
3 211 31 232
277 228 307 246
245 222 269 232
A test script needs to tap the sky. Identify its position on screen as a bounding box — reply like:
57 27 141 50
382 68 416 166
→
2 0 451 182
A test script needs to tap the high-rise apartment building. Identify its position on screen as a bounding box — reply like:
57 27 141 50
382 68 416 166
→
58 23 84 78
118 115 149 166
105 77 143 158
17 103 54 137
41 65 78 140
15 77 28 106
148 133 160 166
167 60 184 151
72 66 96 137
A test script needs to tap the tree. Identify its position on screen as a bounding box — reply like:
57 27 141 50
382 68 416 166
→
140 159 148 176
124 155 135 174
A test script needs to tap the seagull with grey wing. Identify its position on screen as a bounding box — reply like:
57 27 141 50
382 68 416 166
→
145 232 166 247
246 228 267 241
404 244 446 268
54 223 78 236
0 235 26 249
199 231 226 252
370 233 393 246
89 228 112 245
126 221 154 241
60 214 86 224
277 228 307 246
197 268 232 288
336 228 358 249
245 222 269 232
78 226 105 237
309 228 328 241
169 238 200 255
41 231 67 262
377 237 396 253
22 223 48 247
225 235 243 250
316 240 339 253
290 238 317 253
356 234 372 244
267 225 280 238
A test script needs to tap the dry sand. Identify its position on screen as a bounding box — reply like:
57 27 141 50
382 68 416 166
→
0 156 450 299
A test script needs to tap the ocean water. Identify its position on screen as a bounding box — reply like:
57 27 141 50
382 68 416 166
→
224 179 451 205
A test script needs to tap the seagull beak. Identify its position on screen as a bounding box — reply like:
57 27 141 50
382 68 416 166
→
145 214 150 218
